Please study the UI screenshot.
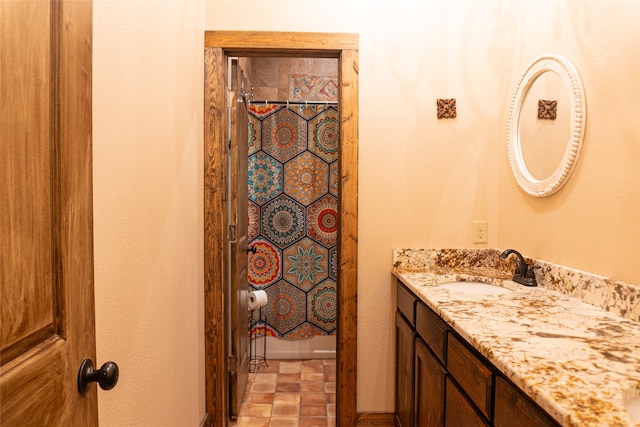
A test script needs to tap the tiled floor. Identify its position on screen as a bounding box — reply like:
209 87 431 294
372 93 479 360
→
230 359 336 427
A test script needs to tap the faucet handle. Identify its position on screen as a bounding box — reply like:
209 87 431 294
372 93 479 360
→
526 265 540 279
523 265 541 286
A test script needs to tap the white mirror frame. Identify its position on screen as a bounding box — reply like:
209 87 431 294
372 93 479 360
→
507 54 586 197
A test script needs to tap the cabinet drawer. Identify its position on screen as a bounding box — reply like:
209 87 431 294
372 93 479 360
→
494 377 559 427
447 334 493 419
415 301 448 364
445 377 490 427
397 282 417 326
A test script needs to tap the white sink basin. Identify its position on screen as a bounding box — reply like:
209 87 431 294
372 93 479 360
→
438 281 513 295
626 395 640 423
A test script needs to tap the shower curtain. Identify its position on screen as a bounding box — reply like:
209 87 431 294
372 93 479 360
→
247 103 338 339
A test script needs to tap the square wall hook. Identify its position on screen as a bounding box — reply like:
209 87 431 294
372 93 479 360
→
437 98 456 119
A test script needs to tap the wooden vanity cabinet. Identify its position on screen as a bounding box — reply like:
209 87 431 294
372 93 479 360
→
395 280 560 427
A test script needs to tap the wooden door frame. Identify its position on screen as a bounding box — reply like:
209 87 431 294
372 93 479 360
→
204 31 358 426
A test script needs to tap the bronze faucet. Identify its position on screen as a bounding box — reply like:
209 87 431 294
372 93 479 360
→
500 249 539 287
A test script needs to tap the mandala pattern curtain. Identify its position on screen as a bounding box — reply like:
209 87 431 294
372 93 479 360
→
247 104 338 339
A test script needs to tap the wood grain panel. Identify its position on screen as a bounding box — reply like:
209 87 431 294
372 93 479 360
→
229 59 249 420
414 338 446 427
337 47 359 427
0 0 55 365
1 340 66 424
204 46 229 427
415 302 449 365
356 412 396 426
494 377 560 427
396 283 417 326
395 313 415 427
447 334 493 419
445 378 490 427
205 31 358 54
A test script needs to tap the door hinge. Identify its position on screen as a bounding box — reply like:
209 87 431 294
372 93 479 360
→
229 224 237 241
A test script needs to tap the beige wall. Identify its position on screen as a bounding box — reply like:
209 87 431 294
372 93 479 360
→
207 3 502 414
207 0 639 415
497 1 640 284
93 1 205 425
92 0 639 424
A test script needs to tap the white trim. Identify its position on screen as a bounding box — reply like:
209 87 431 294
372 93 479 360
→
264 335 336 360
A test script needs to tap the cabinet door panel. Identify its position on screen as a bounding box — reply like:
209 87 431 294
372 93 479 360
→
396 312 415 427
494 377 559 427
447 334 493 418
415 338 445 427
445 378 489 427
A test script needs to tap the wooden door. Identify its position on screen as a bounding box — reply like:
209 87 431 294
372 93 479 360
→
228 58 250 419
0 1 97 425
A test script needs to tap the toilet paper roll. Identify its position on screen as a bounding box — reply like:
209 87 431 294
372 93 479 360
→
247 290 268 310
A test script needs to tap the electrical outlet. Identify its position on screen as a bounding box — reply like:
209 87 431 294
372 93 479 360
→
473 220 488 244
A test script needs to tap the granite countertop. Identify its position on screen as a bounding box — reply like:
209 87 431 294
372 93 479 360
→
392 249 640 427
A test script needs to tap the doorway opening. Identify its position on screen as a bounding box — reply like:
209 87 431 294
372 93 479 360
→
203 32 359 427
245 57 339 358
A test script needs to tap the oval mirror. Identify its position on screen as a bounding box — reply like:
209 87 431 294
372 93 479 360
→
507 54 586 197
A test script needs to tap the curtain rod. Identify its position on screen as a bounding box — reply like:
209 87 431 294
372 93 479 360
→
249 100 338 106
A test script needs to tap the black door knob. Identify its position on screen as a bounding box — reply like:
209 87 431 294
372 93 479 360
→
78 359 119 394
